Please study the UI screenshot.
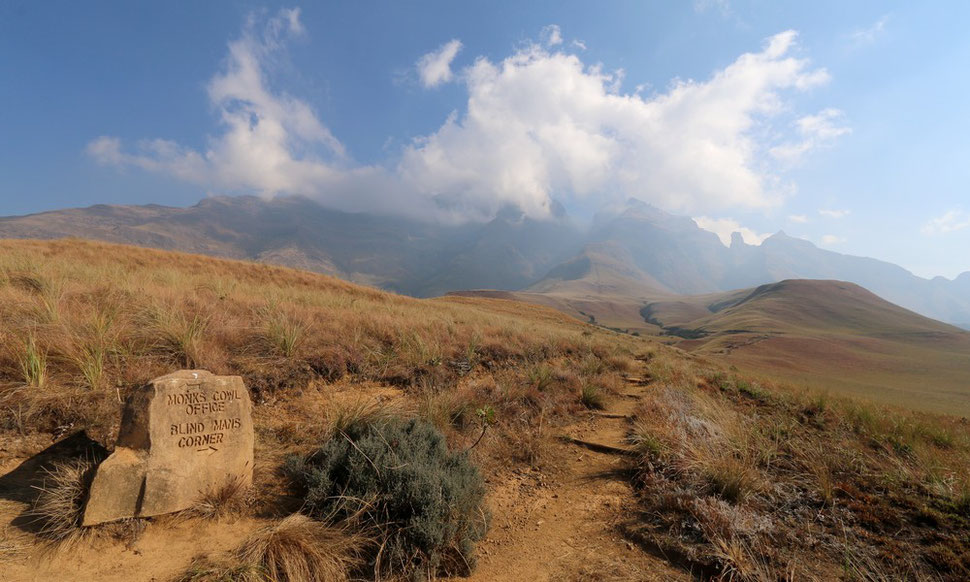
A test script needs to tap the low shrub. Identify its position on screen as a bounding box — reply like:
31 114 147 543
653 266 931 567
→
285 418 487 579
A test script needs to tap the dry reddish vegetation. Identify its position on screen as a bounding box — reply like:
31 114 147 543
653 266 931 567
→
0 239 633 448
0 239 638 579
626 351 970 580
2 239 970 581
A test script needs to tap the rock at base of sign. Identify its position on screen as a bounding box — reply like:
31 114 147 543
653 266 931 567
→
82 370 254 526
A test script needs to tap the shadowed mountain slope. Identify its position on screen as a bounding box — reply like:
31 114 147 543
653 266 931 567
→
0 196 579 297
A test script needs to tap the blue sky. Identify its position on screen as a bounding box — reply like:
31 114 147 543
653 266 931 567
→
1 1 969 279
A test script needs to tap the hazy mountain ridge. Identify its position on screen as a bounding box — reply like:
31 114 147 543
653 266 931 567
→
1 195 968 324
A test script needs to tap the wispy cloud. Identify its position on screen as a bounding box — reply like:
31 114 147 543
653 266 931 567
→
770 108 851 164
417 39 462 88
788 214 809 223
694 0 730 16
820 234 846 246
819 208 851 219
694 216 770 246
922 210 970 235
848 14 890 47
540 24 563 47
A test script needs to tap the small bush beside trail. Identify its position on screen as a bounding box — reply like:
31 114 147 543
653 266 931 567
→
285 417 487 580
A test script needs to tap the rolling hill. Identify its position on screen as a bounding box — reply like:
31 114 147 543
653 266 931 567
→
643 280 970 415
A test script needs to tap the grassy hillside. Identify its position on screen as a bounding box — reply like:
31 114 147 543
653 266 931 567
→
2 240 970 580
0 239 640 442
644 280 970 415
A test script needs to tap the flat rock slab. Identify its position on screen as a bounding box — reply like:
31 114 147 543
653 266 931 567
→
82 370 254 526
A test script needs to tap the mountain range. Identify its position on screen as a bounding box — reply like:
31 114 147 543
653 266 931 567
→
1 195 968 327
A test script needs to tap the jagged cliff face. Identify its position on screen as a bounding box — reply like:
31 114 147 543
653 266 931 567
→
1 195 968 324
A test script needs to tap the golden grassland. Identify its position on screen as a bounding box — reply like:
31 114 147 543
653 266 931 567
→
0 239 635 447
2 239 970 580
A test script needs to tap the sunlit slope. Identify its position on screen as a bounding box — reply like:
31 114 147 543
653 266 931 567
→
645 280 970 415
0 237 633 440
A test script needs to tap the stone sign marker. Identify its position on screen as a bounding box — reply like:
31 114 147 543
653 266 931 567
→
82 370 254 526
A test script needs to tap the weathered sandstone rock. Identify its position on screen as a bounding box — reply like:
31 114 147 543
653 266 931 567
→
82 370 253 526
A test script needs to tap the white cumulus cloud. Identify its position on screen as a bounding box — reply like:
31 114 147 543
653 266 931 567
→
788 214 809 223
398 30 832 220
820 234 846 246
417 39 462 88
694 216 770 246
87 20 840 224
922 210 970 235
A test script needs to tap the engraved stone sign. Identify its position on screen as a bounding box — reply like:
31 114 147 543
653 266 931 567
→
82 370 254 526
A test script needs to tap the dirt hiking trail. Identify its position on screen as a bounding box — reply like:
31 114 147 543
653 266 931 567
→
0 364 687 581
464 367 688 581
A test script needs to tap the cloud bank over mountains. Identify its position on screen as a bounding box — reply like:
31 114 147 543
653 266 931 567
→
87 8 847 224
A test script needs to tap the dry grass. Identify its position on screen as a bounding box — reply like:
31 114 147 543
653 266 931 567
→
627 361 970 581
10 239 968 580
192 475 254 520
175 514 368 582
0 239 647 577
322 397 402 443
236 514 368 582
26 456 103 543
0 239 640 448
579 383 605 410
19 333 47 388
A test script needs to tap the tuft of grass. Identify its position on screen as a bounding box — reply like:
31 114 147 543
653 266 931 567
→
604 354 635 373
192 475 253 520
235 514 367 582
143 301 209 368
735 379 769 403
580 383 606 410
527 365 554 392
631 424 667 461
324 398 395 439
702 454 761 504
20 333 48 388
69 306 119 390
261 308 307 358
579 354 607 377
418 388 477 431
74 346 105 391
13 272 63 322
27 457 103 543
